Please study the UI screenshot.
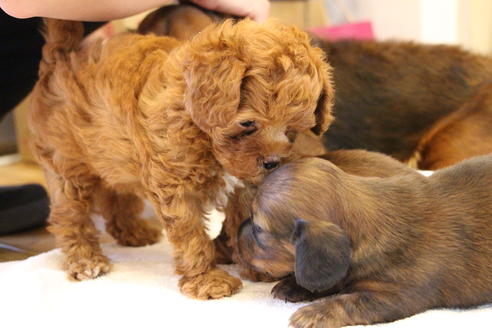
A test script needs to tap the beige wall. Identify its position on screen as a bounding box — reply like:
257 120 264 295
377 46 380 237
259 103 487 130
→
329 0 492 54
458 0 492 55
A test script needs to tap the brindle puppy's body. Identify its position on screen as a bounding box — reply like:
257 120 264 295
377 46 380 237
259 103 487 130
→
238 154 492 328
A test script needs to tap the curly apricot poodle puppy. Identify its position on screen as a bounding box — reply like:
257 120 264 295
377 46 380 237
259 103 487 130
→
29 18 333 299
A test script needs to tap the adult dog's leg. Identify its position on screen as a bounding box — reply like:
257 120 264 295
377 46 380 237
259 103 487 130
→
45 167 110 280
147 191 242 299
415 83 492 170
96 187 161 247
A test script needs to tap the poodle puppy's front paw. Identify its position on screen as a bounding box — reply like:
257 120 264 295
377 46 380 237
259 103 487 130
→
272 276 317 302
66 254 111 281
179 268 242 299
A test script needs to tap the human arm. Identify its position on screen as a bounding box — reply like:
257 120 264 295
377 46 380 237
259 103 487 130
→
0 0 270 22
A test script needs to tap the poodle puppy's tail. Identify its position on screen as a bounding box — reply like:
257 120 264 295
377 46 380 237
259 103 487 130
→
39 19 84 75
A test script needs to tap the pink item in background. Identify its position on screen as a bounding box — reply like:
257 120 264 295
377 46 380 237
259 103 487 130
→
308 20 374 40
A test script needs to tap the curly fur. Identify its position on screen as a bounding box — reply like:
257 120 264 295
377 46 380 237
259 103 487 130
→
29 18 333 299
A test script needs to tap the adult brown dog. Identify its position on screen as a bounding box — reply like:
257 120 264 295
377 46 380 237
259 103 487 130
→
139 4 492 170
29 18 333 299
238 154 492 327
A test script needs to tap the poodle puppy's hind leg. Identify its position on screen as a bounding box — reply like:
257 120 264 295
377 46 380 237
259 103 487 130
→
45 169 110 281
97 187 161 247
213 227 234 264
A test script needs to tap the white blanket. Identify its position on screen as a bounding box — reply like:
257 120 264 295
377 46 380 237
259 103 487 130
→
1 209 491 328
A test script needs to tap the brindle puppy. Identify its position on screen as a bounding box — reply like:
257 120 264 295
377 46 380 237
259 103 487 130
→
238 155 492 328
216 149 420 281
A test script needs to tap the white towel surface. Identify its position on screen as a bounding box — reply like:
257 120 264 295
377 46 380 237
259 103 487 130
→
1 209 491 328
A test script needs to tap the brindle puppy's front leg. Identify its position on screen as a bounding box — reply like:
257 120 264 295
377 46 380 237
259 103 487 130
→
147 189 242 299
272 276 338 303
289 286 425 328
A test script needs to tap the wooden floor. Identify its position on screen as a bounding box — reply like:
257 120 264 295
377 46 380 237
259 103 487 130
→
0 157 55 262
0 156 160 263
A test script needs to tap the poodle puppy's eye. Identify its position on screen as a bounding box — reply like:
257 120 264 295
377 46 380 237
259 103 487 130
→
240 120 255 127
229 121 258 140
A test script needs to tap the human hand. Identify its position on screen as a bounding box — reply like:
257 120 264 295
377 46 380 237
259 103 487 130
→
190 0 270 22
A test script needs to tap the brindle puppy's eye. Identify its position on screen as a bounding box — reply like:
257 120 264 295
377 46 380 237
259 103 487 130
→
251 223 267 248
252 223 263 235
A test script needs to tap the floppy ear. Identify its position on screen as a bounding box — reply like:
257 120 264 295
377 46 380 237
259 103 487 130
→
293 219 350 292
310 73 334 136
182 23 247 132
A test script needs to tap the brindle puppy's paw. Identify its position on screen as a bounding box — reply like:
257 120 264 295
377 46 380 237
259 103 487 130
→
289 303 339 328
272 276 319 302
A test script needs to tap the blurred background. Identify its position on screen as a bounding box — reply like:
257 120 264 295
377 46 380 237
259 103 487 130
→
2 0 492 161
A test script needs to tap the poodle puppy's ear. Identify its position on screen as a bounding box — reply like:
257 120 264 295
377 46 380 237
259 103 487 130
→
311 68 335 136
292 218 350 292
182 23 247 132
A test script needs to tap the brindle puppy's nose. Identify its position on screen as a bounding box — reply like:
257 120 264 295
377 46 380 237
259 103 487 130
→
263 158 280 170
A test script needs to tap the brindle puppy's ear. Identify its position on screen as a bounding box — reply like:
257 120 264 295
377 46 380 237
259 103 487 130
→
293 219 350 292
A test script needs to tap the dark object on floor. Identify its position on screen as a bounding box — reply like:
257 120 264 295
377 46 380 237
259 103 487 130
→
0 184 50 235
